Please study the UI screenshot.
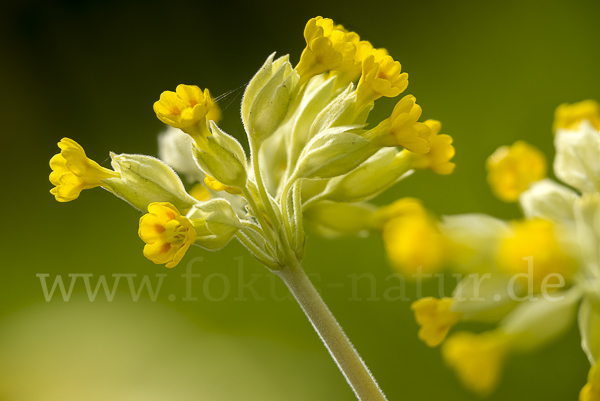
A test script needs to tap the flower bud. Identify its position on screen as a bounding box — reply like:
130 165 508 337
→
242 53 300 145
320 148 414 203
106 153 197 212
293 125 376 180
192 122 247 188
187 199 243 250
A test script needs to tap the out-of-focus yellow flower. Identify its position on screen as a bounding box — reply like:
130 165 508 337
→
49 138 119 202
189 183 211 201
356 49 408 110
153 84 221 145
581 364 600 401
139 202 196 268
411 297 461 347
383 210 448 276
369 95 431 153
372 197 425 229
204 176 242 195
554 100 600 132
442 331 509 397
486 140 546 202
411 120 456 174
497 218 577 292
295 17 356 85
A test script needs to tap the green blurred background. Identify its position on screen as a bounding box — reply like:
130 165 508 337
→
1 0 599 399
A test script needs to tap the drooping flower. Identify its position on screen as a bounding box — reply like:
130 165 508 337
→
442 331 509 396
49 138 119 202
138 202 196 268
295 17 357 85
411 120 456 174
411 297 462 347
356 49 408 110
153 84 221 146
367 95 431 153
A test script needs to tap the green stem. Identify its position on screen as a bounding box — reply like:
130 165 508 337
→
280 178 295 242
242 187 277 246
276 263 388 401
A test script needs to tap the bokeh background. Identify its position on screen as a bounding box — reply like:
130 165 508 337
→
2 0 600 399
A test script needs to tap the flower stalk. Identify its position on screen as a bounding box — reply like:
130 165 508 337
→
277 262 388 401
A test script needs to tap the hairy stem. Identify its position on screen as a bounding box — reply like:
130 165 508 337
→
276 262 388 401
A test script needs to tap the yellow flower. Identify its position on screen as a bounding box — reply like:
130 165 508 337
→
382 210 448 276
369 95 431 153
411 120 456 174
153 84 221 145
581 364 600 401
497 218 577 292
295 17 357 85
356 49 408 110
486 140 546 202
411 297 461 347
138 202 196 268
204 176 242 195
372 197 426 229
442 331 509 396
328 25 375 87
49 138 119 202
189 183 211 201
554 99 600 132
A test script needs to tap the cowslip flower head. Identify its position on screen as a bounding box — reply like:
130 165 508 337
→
51 17 457 400
295 17 356 85
367 95 431 153
356 49 408 111
442 331 509 396
554 99 600 132
411 120 456 174
49 138 119 202
153 84 221 146
139 202 196 268
486 140 547 202
411 297 462 347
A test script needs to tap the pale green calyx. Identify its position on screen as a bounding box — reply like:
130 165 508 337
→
242 53 300 145
187 198 244 250
192 122 248 188
106 153 197 212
